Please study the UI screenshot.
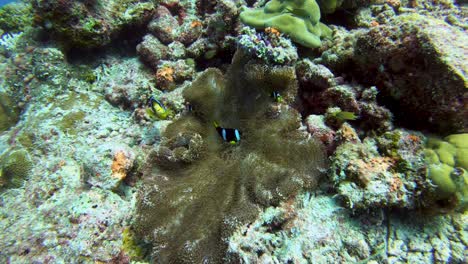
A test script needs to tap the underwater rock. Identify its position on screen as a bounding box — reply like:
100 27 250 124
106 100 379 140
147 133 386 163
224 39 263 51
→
95 57 155 110
155 59 195 91
111 149 136 181
136 34 170 69
32 0 155 49
83 143 138 191
330 129 428 209
297 61 393 132
305 114 336 153
386 211 467 263
134 51 326 262
353 14 467 133
315 10 467 133
148 6 203 46
136 0 240 71
296 59 337 90
313 26 360 73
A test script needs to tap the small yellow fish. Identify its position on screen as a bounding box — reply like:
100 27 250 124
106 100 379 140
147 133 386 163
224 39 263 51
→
146 96 170 120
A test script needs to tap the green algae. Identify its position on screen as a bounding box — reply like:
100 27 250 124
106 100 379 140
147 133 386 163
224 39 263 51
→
0 2 33 33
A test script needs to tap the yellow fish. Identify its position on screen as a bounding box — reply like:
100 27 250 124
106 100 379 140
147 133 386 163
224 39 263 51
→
147 96 170 120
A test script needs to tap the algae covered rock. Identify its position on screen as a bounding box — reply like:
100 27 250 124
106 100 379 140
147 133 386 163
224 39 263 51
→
330 129 428 209
353 14 467 133
32 0 155 49
0 2 34 33
134 51 326 262
0 148 32 189
239 0 332 48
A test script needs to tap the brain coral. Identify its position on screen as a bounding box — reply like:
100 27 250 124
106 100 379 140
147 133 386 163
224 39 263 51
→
134 51 326 263
0 148 32 189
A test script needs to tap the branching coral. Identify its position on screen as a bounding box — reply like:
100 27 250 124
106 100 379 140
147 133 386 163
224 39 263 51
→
134 51 326 262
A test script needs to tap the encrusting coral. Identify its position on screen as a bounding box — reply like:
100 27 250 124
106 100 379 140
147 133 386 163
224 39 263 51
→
134 51 326 263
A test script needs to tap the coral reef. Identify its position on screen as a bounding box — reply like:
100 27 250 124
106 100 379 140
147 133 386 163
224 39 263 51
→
0 44 148 262
0 0 466 262
137 0 240 70
32 0 155 49
134 51 326 262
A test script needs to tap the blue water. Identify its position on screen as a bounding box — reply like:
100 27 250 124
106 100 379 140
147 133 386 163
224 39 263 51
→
0 0 15 7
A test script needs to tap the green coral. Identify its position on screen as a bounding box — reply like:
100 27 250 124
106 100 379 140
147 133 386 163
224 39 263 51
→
239 0 332 48
0 148 32 189
425 134 468 211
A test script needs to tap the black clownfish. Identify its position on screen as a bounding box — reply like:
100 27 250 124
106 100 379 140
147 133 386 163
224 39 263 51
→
213 121 241 145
